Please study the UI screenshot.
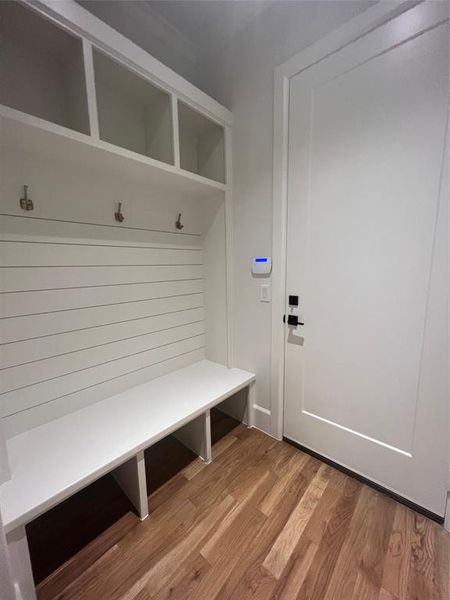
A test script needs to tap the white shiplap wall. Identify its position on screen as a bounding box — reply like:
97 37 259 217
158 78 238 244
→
0 235 205 438
0 141 229 439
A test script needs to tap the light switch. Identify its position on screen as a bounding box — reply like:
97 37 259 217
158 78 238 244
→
260 284 271 302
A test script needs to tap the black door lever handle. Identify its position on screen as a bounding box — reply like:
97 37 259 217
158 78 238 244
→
284 315 304 327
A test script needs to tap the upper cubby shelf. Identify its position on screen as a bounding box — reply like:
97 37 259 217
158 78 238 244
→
0 1 229 197
93 49 174 166
179 102 226 184
0 1 90 135
0 107 226 200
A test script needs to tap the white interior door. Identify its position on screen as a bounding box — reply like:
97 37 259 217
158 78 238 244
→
284 2 449 517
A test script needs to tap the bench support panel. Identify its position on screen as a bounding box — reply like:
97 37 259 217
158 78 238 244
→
6 525 36 600
173 410 212 464
247 381 255 428
112 451 148 521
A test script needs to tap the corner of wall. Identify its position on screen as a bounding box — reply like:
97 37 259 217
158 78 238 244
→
0 420 11 485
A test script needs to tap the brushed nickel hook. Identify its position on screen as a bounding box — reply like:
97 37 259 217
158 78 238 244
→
19 185 34 211
175 213 184 230
115 202 125 223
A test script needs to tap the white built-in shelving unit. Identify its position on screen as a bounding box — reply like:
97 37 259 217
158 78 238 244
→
0 0 235 435
0 4 239 597
0 0 229 197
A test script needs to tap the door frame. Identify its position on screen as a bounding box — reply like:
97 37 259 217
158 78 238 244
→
270 0 442 441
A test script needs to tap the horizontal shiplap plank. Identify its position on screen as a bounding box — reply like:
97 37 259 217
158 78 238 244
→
1 322 205 393
1 335 205 417
0 264 202 292
2 348 206 438
0 216 202 246
0 280 204 318
0 241 202 267
0 234 208 435
0 294 203 343
1 308 204 368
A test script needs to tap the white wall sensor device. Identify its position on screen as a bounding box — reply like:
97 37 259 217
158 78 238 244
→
252 256 272 275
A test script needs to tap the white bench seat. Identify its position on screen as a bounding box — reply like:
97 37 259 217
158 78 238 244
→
0 359 255 535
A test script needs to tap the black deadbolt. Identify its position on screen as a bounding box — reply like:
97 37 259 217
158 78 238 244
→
288 295 299 306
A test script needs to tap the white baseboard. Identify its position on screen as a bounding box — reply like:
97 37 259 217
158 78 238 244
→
254 404 271 416
253 404 272 433
14 582 22 600
445 493 450 532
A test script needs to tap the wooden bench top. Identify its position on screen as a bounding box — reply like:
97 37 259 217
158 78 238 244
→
0 360 255 533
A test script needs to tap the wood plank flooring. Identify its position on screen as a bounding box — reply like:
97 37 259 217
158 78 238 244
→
32 421 449 600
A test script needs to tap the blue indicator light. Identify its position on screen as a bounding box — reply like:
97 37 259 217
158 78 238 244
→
255 257 267 263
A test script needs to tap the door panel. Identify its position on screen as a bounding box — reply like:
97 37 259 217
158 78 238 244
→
284 4 449 515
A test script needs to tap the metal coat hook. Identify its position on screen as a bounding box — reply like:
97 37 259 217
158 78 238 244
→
175 213 184 230
19 185 34 211
115 202 125 223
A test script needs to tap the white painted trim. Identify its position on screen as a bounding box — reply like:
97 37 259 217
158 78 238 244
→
82 39 99 139
171 95 180 169
247 381 256 428
271 0 434 440
445 493 450 532
204 409 212 464
5 526 36 600
26 0 232 127
0 419 11 485
271 68 289 441
0 531 15 600
254 404 271 417
224 126 235 367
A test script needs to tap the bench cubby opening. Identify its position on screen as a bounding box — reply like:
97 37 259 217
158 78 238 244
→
26 473 136 587
178 101 226 183
210 407 242 445
25 431 202 589
0 1 90 135
210 388 254 451
93 48 174 165
144 435 198 498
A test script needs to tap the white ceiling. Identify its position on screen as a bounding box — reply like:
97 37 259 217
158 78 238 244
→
78 0 377 103
146 1 276 52
78 1 279 64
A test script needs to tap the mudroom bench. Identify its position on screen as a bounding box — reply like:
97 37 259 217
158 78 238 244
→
0 360 255 600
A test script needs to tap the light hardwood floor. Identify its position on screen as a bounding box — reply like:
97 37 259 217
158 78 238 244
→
35 424 449 600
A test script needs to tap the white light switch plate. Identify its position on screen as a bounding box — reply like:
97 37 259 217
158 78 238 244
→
260 284 271 302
